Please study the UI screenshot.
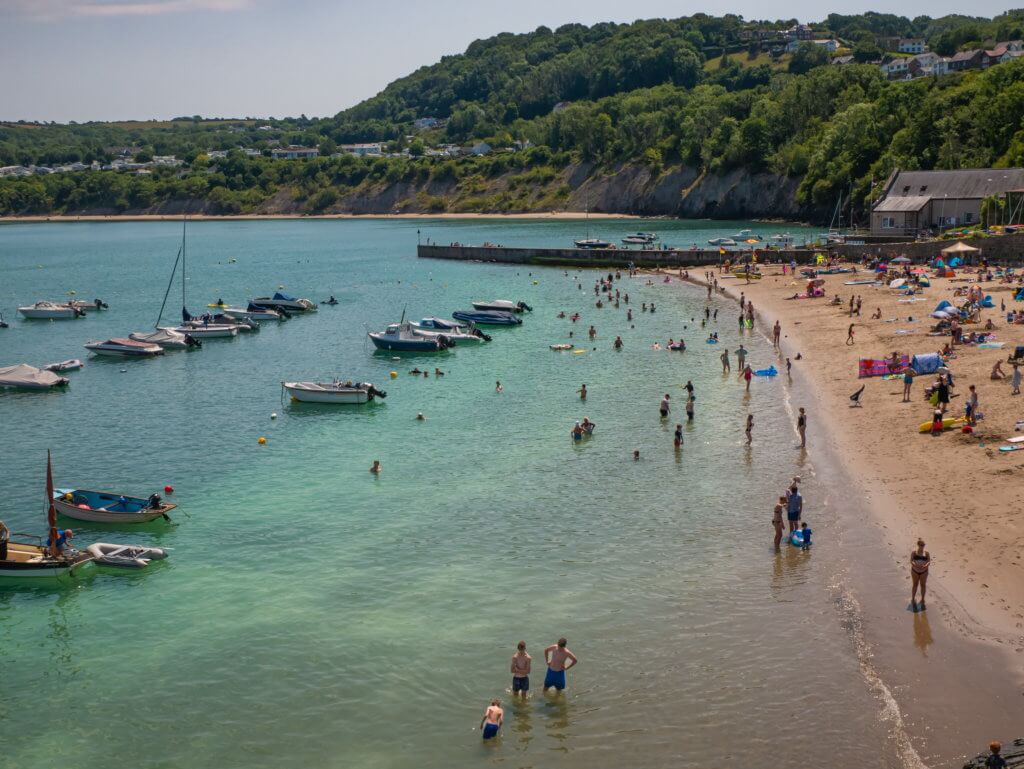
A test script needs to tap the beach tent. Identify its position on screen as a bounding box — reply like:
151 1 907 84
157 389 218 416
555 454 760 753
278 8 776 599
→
981 295 995 308
1015 288 1024 301
911 353 942 375
889 278 907 289
933 300 952 313
941 241 980 255
891 255 911 264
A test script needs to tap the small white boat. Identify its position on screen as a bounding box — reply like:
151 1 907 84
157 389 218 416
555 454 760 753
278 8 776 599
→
0 363 69 389
1 541 92 578
84 338 164 357
622 232 658 245
86 542 168 568
251 293 317 312
43 359 84 372
54 488 176 523
18 301 82 320
171 324 238 339
221 305 283 321
282 380 387 404
574 238 613 249
411 326 488 344
471 300 532 313
731 229 761 240
129 327 199 349
708 238 736 246
68 299 108 312
769 233 796 246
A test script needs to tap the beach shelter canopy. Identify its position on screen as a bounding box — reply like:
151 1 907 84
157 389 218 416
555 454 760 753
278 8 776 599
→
911 353 943 375
941 241 980 254
891 255 911 263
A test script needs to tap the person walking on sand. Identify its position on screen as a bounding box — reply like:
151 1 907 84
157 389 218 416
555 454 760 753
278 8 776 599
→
772 496 786 550
797 407 807 448
660 393 671 418
577 383 587 401
846 323 855 345
910 539 930 609
786 484 802 533
773 321 781 348
543 638 579 692
720 348 731 373
743 365 753 392
511 641 532 697
966 384 978 425
480 699 503 740
745 414 754 444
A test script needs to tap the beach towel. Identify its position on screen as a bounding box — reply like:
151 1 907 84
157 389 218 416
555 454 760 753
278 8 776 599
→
859 356 910 378
911 352 942 375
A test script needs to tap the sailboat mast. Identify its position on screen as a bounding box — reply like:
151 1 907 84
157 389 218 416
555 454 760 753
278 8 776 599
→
181 216 187 311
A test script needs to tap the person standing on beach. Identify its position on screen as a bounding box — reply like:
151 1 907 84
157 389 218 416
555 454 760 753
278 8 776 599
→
772 496 786 550
721 349 731 373
786 484 802 533
902 367 914 402
797 407 807 448
910 539 930 609
846 324 855 345
511 641 531 697
543 638 578 692
1013 363 1022 395
966 384 978 424
743 365 753 392
660 394 671 418
773 321 781 348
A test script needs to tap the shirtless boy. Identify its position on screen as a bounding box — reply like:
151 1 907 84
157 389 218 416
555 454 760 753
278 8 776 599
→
510 641 531 696
543 638 579 692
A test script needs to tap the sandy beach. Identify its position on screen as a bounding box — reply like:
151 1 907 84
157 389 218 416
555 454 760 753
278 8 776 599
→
684 263 1024 648
0 211 637 224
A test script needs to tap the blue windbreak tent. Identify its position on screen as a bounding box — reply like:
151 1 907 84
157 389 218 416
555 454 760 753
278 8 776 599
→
934 300 952 312
911 353 942 375
1015 288 1024 301
981 295 994 308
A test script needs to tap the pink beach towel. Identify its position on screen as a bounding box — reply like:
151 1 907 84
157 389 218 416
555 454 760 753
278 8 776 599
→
858 356 910 378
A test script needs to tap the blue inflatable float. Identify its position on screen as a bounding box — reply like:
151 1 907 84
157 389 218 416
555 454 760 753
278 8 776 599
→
754 366 778 377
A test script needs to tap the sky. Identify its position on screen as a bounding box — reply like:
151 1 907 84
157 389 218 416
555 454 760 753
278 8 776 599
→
0 0 1017 123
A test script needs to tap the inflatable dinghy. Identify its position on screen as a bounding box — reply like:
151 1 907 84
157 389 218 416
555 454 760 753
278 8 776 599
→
550 344 572 351
754 366 778 377
87 543 168 568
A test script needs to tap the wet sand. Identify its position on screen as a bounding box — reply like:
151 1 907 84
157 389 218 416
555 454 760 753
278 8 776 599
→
673 265 1024 764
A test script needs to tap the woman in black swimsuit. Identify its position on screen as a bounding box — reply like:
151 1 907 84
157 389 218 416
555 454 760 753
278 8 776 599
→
911 539 930 609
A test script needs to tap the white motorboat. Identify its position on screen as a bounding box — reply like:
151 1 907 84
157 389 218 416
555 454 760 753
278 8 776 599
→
574 238 613 249
0 363 69 389
129 327 199 349
84 338 164 357
171 323 238 339
471 300 532 313
282 380 388 404
411 317 469 333
251 293 317 312
221 305 284 321
622 232 658 244
86 542 168 568
769 233 796 246
708 238 736 246
68 299 109 312
369 322 452 352
411 326 488 344
43 359 84 373
18 301 82 320
731 229 761 241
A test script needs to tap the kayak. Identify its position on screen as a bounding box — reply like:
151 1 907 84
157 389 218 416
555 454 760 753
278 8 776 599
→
918 416 967 433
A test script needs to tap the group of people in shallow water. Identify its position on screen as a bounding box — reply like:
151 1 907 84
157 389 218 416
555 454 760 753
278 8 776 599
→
480 638 579 741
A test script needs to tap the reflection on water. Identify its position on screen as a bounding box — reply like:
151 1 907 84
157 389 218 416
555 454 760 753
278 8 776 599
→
912 608 933 656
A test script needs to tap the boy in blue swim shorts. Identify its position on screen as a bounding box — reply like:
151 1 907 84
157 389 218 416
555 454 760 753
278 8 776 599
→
543 637 579 692
511 641 531 696
480 699 503 739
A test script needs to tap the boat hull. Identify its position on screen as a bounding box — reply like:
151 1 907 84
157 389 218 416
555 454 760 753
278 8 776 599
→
53 490 175 523
222 307 282 321
171 325 238 338
369 335 445 352
18 307 77 319
452 311 521 326
0 542 91 578
84 344 163 357
284 386 371 404
251 297 316 312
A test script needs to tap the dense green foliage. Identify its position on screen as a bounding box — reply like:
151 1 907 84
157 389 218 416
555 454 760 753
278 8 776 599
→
6 10 1024 218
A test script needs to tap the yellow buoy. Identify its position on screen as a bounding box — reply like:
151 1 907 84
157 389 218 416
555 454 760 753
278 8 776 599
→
390 371 398 379
258 436 267 445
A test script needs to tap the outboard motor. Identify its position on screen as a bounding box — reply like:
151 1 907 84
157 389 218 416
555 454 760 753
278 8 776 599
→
517 301 533 312
437 334 453 349
147 493 162 509
367 385 388 399
73 306 87 318
184 333 201 348
472 328 492 342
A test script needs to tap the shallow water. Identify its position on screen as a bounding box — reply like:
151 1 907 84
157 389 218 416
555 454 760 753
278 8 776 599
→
0 218 904 768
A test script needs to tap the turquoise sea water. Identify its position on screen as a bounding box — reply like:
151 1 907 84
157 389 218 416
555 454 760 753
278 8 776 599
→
0 219 903 768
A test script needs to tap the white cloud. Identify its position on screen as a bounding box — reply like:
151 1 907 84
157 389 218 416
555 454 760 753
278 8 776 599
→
9 0 251 22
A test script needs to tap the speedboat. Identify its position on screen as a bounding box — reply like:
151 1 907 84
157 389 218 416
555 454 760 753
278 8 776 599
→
251 292 317 312
54 489 176 523
84 338 164 357
18 301 83 319
129 327 200 349
411 317 468 333
68 299 108 312
369 322 452 352
708 238 736 246
0 363 69 389
574 238 613 249
204 313 259 332
731 229 761 240
452 310 522 326
171 323 238 339
43 359 84 373
86 543 168 568
411 326 489 344
282 380 387 404
769 233 796 246
622 232 658 244
471 300 532 313
222 304 284 321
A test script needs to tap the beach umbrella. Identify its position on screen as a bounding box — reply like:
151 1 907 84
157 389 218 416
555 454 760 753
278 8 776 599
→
744 238 759 244
941 241 980 254
891 256 911 264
